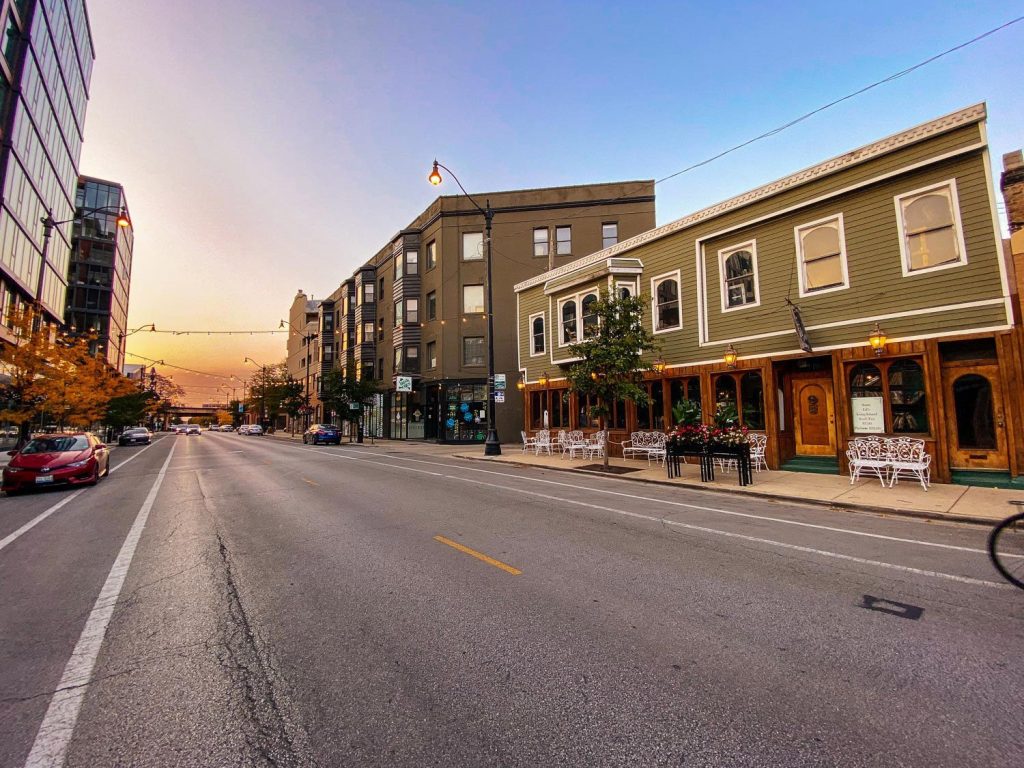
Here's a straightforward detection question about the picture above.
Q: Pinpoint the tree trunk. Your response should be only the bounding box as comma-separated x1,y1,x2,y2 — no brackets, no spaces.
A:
601,414,609,471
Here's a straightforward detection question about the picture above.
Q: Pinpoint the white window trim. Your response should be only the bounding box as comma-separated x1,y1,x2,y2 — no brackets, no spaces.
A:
533,227,549,258
795,213,850,298
718,240,761,314
557,296,579,348
650,269,682,335
614,278,637,298
894,179,968,278
529,311,546,357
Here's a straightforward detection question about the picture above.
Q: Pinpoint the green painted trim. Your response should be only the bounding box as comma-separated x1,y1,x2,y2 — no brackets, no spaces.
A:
950,469,1016,489
781,456,841,475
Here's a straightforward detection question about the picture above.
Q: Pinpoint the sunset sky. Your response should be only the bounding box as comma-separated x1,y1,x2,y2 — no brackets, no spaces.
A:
78,1,1024,404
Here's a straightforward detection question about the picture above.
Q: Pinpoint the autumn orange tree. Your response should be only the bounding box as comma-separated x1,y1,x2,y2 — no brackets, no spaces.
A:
0,305,137,440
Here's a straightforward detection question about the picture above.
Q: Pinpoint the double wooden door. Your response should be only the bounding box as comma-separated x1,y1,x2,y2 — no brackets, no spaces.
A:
792,375,836,456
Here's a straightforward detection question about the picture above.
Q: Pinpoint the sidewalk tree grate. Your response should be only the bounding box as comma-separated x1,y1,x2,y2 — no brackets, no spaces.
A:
578,464,643,475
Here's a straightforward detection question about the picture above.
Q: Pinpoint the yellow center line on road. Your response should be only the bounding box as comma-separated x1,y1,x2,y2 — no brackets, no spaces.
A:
302,477,319,487
433,535,522,576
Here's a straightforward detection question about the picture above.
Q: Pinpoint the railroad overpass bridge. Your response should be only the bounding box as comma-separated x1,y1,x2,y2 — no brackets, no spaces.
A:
165,404,226,421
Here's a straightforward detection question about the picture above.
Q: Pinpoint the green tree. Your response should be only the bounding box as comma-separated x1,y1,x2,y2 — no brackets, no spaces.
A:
105,389,156,430
319,369,378,442
566,290,659,470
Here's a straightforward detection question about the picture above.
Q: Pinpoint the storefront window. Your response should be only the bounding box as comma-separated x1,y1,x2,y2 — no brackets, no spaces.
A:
636,381,665,429
741,372,765,430
849,359,929,435
889,360,927,434
443,384,487,442
714,375,738,425
578,394,601,428
613,399,627,429
530,390,543,429
669,377,701,426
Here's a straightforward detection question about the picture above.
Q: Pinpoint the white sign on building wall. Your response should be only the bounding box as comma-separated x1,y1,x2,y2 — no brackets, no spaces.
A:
851,397,885,433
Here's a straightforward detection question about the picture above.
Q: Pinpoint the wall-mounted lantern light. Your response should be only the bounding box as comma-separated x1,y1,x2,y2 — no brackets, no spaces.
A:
538,371,549,387
652,357,667,375
868,323,887,356
723,344,738,369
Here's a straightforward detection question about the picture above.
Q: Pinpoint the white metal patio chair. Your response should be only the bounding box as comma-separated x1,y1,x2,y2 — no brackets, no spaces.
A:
521,430,537,454
887,436,931,491
846,436,890,486
534,429,553,455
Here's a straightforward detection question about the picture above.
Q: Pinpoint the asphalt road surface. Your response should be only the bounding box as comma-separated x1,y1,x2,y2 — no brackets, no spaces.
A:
1,432,1021,767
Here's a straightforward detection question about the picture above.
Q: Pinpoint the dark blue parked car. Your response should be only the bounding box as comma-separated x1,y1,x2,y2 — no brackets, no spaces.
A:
303,424,340,445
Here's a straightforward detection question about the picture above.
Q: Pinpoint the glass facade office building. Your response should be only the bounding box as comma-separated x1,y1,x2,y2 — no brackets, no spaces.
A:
0,0,94,333
65,176,132,369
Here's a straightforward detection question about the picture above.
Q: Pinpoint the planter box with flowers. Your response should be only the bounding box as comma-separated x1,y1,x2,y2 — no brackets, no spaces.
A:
667,423,753,485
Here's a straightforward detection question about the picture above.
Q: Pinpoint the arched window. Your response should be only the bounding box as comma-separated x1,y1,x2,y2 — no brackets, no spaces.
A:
531,315,545,355
798,218,847,293
850,363,883,398
899,184,962,272
722,246,757,308
889,360,927,434
714,375,738,425
581,293,599,337
560,300,577,345
952,374,995,448
741,372,765,430
849,360,929,435
653,276,680,331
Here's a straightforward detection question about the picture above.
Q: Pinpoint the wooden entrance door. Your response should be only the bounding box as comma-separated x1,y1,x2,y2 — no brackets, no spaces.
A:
792,376,836,456
942,365,1008,470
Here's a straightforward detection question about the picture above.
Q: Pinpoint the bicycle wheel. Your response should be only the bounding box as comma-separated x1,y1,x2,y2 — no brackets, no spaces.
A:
989,512,1024,590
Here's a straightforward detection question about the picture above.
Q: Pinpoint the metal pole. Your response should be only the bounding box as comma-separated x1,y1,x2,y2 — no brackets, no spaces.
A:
34,215,54,329
304,333,311,430
484,202,501,456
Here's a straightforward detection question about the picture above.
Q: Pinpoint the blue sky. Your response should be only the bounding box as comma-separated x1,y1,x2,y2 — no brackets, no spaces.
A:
80,0,1024,398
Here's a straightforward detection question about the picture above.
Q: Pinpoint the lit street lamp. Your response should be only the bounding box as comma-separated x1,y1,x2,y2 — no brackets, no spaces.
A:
117,323,156,367
280,318,319,431
428,160,501,456
244,357,268,427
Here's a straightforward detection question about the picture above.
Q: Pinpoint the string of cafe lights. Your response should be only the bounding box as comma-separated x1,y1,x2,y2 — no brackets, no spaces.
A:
126,352,239,381
133,328,285,336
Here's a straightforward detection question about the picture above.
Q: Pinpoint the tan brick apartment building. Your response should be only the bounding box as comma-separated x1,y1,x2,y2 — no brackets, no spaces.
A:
293,180,656,443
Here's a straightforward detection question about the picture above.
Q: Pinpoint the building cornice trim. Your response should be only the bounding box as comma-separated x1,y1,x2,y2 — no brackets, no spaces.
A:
515,102,987,293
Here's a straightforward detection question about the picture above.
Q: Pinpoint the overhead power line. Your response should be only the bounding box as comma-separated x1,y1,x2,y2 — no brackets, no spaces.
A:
126,352,238,381
655,15,1024,186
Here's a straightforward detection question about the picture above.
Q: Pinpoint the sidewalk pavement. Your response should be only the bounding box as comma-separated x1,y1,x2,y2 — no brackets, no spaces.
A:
263,431,1015,526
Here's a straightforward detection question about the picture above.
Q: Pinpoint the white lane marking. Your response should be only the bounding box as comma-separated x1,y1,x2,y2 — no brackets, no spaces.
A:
23,441,177,768
0,491,86,554
108,436,165,474
321,448,1007,557
285,445,1009,589
0,439,167,555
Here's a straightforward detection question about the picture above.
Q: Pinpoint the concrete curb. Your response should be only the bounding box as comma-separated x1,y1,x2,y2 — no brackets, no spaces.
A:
454,453,998,528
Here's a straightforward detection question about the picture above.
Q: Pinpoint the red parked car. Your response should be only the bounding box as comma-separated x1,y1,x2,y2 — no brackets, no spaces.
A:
2,433,110,495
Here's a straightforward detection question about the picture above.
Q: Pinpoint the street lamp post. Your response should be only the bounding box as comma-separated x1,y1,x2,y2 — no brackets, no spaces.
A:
38,205,130,328
280,319,319,431
117,323,156,368
428,160,501,456
244,357,268,428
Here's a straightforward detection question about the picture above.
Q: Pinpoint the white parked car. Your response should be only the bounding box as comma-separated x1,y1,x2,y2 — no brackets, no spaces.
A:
237,425,251,435
247,425,264,436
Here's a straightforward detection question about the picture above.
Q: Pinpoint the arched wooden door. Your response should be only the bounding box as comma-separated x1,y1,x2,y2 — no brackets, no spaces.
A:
792,376,836,456
942,366,1008,470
